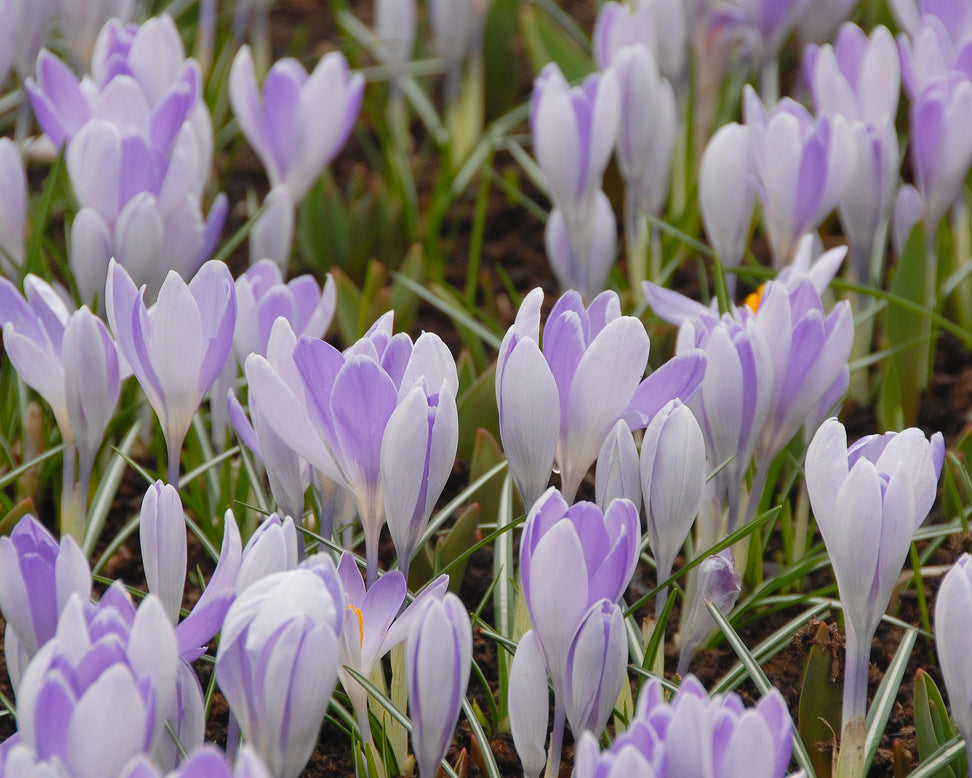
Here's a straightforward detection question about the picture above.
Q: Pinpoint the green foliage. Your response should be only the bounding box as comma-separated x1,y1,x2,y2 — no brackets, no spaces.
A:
914,669,967,778
798,622,842,778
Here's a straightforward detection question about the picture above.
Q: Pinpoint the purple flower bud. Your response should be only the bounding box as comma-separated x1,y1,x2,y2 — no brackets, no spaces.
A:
595,420,642,512
893,184,924,256
640,399,706,615
677,549,741,675
216,562,344,778
564,600,627,738
248,186,295,270
236,513,299,594
54,0,135,70
897,15,972,99
107,258,236,484
544,194,618,298
375,0,416,79
935,554,972,755
230,45,364,204
159,744,273,778
407,592,472,778
699,122,756,270
139,481,186,624
0,515,90,690
806,418,944,728
508,630,549,778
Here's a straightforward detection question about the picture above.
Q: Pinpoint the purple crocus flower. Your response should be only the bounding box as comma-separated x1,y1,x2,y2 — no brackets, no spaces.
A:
235,513,299,594
215,560,344,778
246,314,458,585
508,631,549,778
0,515,90,692
8,586,179,776
640,399,706,618
107,258,236,485
595,420,642,512
495,287,704,506
707,0,809,67
375,0,417,82
229,45,364,205
406,592,472,778
9,0,54,79
935,554,972,761
743,85,854,266
594,0,688,87
127,744,273,778
0,138,27,277
530,63,620,296
517,487,640,774
0,0,14,94
909,73,972,231
806,419,944,758
677,548,742,675
698,123,756,278
336,552,448,742
139,481,187,625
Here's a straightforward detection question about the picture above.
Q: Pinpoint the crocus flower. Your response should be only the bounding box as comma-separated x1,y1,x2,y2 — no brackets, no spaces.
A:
235,513,299,594
0,0,14,94
427,0,476,100
9,586,179,776
698,123,756,277
677,548,742,675
336,553,448,741
229,44,364,205
593,0,688,87
935,554,972,759
10,0,54,79
129,744,273,778
707,0,809,68
107,258,236,485
375,0,416,82
806,419,944,747
248,186,295,269
508,631,549,778
495,287,704,506
530,63,620,296
215,560,344,778
909,73,972,231
406,592,472,778
0,515,90,692
139,481,186,625
0,138,27,277
246,313,458,585
544,193,618,299
743,85,854,266
595,420,642,512
518,487,640,774
640,399,706,618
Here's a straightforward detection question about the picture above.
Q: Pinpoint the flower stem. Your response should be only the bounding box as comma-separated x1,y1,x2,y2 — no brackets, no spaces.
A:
543,695,566,778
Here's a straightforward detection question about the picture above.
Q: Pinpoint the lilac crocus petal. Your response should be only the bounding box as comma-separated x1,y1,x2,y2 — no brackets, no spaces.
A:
407,593,472,778
622,348,706,429
0,139,27,276
699,123,755,268
249,185,295,269
936,554,972,752
70,208,114,305
564,600,627,738
138,481,187,625
236,513,299,593
216,564,343,778
595,419,642,512
508,630,549,778
26,48,91,148
893,184,924,257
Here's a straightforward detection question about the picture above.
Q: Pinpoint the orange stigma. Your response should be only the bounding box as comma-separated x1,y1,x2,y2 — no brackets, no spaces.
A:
347,604,364,647
745,283,766,313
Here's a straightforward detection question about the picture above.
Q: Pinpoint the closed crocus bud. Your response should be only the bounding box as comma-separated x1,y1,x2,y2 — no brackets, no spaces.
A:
743,85,854,266
544,193,618,298
893,184,924,257
375,0,416,79
407,593,472,778
235,513,299,593
910,73,972,230
216,562,344,778
230,45,364,204
508,630,549,778
54,0,135,70
699,123,755,272
935,554,972,755
0,515,90,691
595,419,642,512
14,587,178,776
139,481,187,624
564,600,627,738
640,399,706,618
427,0,475,100
806,419,944,740
0,138,26,277
677,549,741,676
107,258,236,485
612,44,676,217
249,186,295,270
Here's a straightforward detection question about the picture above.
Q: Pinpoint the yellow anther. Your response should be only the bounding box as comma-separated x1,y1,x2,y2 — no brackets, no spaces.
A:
347,604,364,647
745,283,766,313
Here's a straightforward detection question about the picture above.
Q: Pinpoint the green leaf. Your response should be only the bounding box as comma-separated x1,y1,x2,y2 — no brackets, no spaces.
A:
864,628,918,769
518,4,594,81
914,669,963,778
798,622,842,778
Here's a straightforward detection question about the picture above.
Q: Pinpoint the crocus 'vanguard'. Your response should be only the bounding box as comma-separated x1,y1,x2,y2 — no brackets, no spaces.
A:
107,258,236,485
935,554,972,763
806,419,943,769
496,287,704,507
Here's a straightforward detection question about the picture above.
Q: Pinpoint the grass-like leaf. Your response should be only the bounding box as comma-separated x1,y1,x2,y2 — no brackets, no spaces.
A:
863,627,918,770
